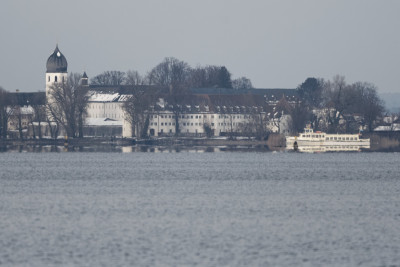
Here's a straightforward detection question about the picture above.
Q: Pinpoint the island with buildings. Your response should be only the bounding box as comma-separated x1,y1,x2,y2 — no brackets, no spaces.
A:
0,45,399,151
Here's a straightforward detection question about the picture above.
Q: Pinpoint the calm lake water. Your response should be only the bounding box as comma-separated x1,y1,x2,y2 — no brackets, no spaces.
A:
1,150,400,266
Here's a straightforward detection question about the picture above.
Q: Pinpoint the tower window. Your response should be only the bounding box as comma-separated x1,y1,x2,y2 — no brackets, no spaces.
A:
55,76,58,82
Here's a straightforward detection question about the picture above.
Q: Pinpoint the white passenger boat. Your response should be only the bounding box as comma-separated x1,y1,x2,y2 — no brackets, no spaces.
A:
286,128,370,152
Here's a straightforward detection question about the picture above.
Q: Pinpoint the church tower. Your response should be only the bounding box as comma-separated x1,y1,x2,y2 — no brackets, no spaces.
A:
81,71,89,86
45,45,68,102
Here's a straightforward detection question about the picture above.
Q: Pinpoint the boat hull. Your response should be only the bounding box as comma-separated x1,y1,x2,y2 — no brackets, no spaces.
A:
286,136,370,152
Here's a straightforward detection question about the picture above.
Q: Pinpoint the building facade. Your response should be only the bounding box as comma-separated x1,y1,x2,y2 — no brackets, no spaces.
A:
41,45,294,139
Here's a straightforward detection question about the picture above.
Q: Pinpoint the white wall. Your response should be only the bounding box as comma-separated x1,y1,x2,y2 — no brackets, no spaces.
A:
86,102,124,120
45,73,68,102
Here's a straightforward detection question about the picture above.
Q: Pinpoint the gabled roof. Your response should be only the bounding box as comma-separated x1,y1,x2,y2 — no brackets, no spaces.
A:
89,85,168,94
88,92,120,102
189,87,297,97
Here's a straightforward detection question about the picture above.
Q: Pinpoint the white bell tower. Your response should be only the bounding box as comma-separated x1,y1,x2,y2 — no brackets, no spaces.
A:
45,45,68,103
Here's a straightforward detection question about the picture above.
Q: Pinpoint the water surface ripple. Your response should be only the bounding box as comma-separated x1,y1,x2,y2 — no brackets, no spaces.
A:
1,152,399,266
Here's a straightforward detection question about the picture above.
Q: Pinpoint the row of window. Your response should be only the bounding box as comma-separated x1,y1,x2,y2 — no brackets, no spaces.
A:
90,104,120,109
47,75,65,83
150,122,247,128
151,114,253,120
158,129,201,134
302,134,325,138
326,136,358,141
151,122,205,127
9,121,28,126
154,115,208,119
93,114,122,119
218,122,243,126
183,122,202,126
301,134,358,141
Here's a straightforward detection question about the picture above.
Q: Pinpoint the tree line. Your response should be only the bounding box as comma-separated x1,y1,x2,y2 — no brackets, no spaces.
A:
90,57,253,90
276,75,386,134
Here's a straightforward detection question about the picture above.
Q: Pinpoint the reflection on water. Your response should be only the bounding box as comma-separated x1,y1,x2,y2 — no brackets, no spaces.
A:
2,143,398,153
290,144,369,153
0,144,272,153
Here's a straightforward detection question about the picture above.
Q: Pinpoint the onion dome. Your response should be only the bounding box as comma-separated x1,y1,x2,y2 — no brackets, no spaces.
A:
46,45,68,73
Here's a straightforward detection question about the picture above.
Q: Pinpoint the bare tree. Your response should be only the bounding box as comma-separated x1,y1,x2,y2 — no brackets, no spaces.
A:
125,70,144,86
0,87,14,139
232,77,253,89
90,71,126,86
253,112,269,140
188,65,233,88
147,57,191,89
123,88,157,138
203,122,214,137
9,106,24,139
45,102,60,139
237,112,268,140
288,101,312,134
323,75,353,133
321,76,384,133
239,118,256,139
29,93,46,139
166,93,188,136
188,67,208,88
48,73,89,138
352,82,385,132
147,57,192,135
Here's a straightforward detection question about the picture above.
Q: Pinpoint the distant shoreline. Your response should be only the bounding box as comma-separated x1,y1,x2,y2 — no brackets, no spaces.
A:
1,133,399,152
0,136,276,147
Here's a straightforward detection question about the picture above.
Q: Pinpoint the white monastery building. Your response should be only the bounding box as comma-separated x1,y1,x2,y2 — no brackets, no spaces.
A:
44,45,294,138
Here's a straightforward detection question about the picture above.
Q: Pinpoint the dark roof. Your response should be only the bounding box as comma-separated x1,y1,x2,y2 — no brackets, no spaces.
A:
152,94,271,113
6,92,46,106
89,85,169,94
88,85,298,98
46,45,68,73
82,71,88,79
189,87,298,97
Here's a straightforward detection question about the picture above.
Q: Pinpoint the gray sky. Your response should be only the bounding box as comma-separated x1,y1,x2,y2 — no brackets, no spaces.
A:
1,0,399,93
